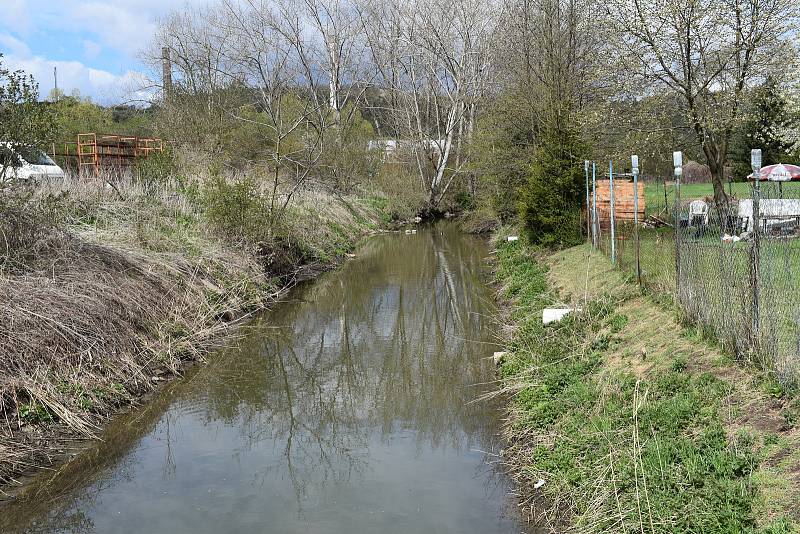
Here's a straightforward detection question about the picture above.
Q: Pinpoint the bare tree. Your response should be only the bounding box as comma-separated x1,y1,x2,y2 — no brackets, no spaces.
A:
154,1,335,228
494,0,609,139
221,0,332,227
296,0,366,130
610,0,798,207
150,6,244,157
358,0,495,206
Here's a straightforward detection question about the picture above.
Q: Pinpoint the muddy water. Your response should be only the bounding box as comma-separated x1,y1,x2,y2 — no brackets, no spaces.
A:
1,223,525,534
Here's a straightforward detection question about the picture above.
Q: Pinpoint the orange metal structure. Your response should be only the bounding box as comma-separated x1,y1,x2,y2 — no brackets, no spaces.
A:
50,133,164,177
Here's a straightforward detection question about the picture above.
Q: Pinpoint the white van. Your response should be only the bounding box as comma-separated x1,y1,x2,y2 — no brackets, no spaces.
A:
0,143,65,182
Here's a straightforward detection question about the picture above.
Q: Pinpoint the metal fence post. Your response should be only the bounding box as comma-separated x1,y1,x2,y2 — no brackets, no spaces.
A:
592,161,598,249
609,160,616,264
632,155,641,286
585,160,590,241
750,149,762,349
673,151,683,302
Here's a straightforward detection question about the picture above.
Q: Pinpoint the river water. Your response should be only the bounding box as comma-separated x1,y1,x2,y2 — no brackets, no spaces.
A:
1,223,526,533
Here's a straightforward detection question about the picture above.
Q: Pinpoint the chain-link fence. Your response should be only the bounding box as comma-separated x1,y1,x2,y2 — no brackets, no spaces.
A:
588,168,800,383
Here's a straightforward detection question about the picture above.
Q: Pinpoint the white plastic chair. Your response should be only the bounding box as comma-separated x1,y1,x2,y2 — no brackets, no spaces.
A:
688,200,709,227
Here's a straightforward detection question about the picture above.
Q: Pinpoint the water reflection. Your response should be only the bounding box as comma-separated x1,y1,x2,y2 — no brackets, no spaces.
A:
1,223,523,534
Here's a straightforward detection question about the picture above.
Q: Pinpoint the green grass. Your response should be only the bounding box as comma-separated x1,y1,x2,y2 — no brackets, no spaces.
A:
495,239,795,533
602,222,800,380
644,182,800,215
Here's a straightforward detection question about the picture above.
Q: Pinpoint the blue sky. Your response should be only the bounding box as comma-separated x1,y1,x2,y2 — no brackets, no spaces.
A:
0,0,205,105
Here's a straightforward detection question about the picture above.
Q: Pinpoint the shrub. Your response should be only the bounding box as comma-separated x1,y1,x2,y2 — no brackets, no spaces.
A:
368,164,426,222
519,125,587,247
0,181,67,269
201,175,272,246
133,149,179,193
469,89,539,224
315,108,380,192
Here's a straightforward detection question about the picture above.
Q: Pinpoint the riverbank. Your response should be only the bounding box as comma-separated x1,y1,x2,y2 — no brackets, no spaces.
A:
0,176,403,495
493,234,800,532
0,222,523,534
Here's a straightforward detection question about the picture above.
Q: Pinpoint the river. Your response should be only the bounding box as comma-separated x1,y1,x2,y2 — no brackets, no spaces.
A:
1,222,526,534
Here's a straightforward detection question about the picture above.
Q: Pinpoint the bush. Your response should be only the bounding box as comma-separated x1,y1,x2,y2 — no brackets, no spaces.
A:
519,125,587,247
315,108,380,192
368,164,427,222
469,89,538,223
201,176,272,246
133,149,179,193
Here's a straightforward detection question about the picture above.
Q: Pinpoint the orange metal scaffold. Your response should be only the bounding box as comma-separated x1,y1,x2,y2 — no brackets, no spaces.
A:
51,133,165,177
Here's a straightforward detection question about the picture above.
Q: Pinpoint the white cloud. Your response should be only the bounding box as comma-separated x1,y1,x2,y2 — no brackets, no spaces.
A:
0,0,212,102
82,40,102,60
1,1,210,58
2,0,30,35
2,44,153,105
24,1,208,56
0,33,31,58
67,2,157,55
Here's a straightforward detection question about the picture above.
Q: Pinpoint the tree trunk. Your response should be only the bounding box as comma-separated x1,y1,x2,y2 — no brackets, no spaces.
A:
694,118,730,217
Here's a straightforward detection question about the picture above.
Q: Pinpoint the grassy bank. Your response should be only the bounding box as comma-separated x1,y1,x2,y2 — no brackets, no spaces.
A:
0,175,398,493
493,236,800,533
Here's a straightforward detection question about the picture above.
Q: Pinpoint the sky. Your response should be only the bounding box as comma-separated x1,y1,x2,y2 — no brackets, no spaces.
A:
0,0,205,105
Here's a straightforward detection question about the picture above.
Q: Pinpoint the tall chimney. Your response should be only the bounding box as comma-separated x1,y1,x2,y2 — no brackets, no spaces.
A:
162,47,173,102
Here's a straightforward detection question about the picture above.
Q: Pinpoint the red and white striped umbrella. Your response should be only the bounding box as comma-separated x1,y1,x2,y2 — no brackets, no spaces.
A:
748,163,800,182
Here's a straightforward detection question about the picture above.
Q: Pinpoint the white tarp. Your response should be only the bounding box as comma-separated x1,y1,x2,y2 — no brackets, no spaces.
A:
367,139,446,155
738,199,800,232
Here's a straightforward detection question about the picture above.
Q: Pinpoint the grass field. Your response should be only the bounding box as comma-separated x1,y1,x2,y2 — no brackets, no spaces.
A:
644,182,800,215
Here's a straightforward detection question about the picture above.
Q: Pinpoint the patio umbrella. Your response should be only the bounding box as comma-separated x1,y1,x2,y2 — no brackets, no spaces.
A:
747,163,800,182
747,163,800,198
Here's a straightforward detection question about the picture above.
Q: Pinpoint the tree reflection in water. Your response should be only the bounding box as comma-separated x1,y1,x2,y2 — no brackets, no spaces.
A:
196,224,503,506
1,223,521,534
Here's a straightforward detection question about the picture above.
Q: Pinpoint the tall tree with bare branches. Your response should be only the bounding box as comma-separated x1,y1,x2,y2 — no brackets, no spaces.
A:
358,0,495,206
609,0,798,208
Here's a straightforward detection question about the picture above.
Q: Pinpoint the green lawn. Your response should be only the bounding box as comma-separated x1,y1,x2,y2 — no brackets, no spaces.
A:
644,182,800,215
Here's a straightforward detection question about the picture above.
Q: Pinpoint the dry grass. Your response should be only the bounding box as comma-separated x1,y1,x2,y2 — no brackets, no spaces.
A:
546,245,635,303
0,171,386,491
